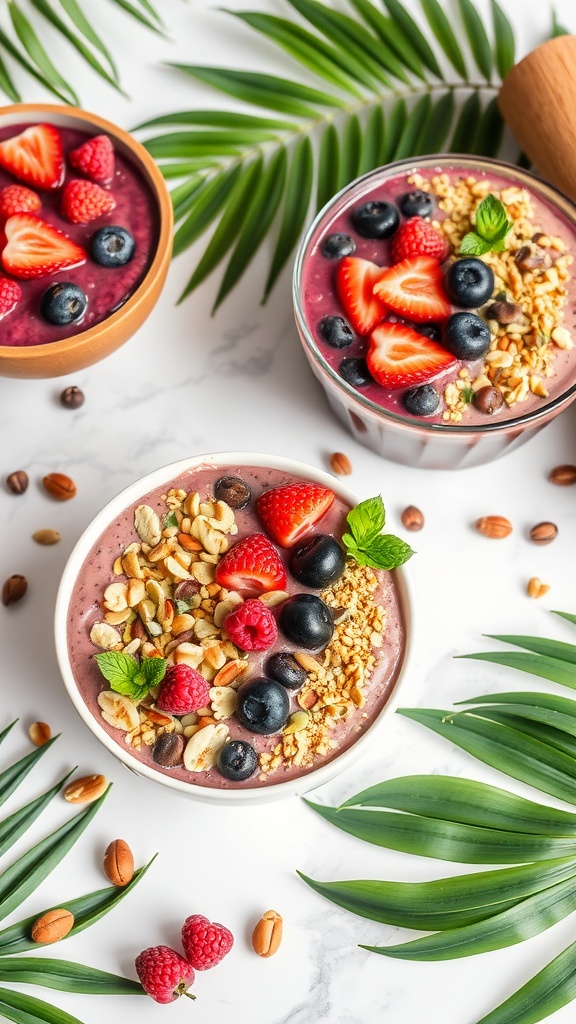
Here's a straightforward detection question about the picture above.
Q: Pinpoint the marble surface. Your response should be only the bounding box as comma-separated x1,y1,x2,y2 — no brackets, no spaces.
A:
1,1,576,1021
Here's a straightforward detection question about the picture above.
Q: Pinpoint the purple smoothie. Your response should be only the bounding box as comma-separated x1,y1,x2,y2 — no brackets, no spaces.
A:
65,463,406,791
0,123,159,347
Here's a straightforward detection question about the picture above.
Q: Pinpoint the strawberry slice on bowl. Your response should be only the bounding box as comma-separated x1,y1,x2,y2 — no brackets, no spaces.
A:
367,321,457,389
215,533,287,595
257,482,335,548
336,256,387,335
373,255,451,323
1,213,86,279
0,124,64,190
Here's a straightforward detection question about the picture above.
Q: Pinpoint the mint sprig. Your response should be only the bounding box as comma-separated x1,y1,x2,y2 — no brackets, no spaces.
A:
459,193,512,256
94,652,167,702
342,496,413,571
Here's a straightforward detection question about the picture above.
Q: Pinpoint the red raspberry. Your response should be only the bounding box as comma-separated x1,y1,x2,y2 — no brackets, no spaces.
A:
0,276,22,320
181,914,234,970
156,664,210,715
68,134,115,184
135,945,195,1004
391,217,449,264
224,598,277,651
61,178,116,224
0,184,41,219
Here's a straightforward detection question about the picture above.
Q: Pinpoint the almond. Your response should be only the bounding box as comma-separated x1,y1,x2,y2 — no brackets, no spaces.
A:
31,908,74,944
529,522,558,545
29,721,51,746
103,839,134,887
43,472,77,501
474,515,513,539
329,452,353,475
63,773,108,804
527,577,550,599
32,528,61,545
2,574,27,606
549,464,576,486
252,910,283,957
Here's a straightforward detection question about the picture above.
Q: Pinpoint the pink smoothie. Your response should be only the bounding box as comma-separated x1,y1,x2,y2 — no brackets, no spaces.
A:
0,124,159,347
65,463,406,791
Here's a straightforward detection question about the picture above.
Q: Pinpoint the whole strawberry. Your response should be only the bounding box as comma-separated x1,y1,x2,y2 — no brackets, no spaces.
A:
69,134,114,185
135,945,195,1003
156,663,210,715
0,184,41,219
182,914,234,970
391,217,449,264
62,178,116,224
0,276,22,320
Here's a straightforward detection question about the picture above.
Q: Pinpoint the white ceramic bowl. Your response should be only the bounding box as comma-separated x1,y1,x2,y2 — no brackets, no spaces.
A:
55,452,413,804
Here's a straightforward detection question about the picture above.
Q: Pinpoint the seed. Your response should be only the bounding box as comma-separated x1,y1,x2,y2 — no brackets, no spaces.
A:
43,472,77,501
401,505,424,531
484,301,522,325
103,839,134,887
60,385,85,409
6,469,28,494
549,464,576,486
252,910,283,957
529,522,558,545
473,386,504,415
29,722,51,746
63,773,108,803
329,452,353,475
2,574,27,606
33,528,61,545
527,577,550,599
474,515,513,539
31,908,74,944
152,732,184,766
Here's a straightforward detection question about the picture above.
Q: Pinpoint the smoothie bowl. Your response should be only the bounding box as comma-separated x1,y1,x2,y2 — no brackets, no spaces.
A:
0,103,173,378
55,453,412,804
294,155,576,470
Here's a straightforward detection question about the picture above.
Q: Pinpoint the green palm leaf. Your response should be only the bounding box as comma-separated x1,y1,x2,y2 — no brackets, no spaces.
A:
458,0,492,79
0,988,85,1024
264,134,314,300
420,0,467,77
382,0,443,78
474,936,576,1024
348,0,426,81
0,959,142,995
491,0,515,78
0,772,74,859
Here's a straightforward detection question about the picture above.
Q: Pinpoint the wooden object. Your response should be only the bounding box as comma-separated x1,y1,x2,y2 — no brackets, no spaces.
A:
499,35,576,203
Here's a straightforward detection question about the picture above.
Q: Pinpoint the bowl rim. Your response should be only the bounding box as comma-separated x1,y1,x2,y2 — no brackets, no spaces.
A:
0,102,173,362
293,153,576,435
54,451,414,804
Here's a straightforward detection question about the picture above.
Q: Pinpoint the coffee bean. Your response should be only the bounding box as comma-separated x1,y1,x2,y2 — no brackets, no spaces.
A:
60,386,85,409
6,470,28,495
152,732,184,767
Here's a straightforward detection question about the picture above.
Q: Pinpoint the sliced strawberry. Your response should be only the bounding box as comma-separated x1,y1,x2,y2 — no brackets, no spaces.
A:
62,179,116,225
257,483,335,548
367,321,457,389
336,256,387,335
215,533,287,595
68,134,114,185
0,124,64,190
373,255,452,323
1,214,86,280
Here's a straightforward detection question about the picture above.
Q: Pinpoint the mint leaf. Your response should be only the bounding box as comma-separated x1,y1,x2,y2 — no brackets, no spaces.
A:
360,535,414,570
459,232,492,256
475,193,511,243
140,657,167,689
94,651,139,689
164,511,178,528
461,385,474,405
346,496,385,547
342,495,414,571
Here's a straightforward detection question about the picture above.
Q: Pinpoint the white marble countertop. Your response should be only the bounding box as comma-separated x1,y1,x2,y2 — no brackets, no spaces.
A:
1,1,576,1021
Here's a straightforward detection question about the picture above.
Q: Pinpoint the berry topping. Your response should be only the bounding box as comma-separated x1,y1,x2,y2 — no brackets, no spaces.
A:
266,652,308,690
0,124,64,190
1,214,86,280
257,482,335,548
68,134,114,185
445,257,495,307
289,534,346,589
214,475,252,509
336,255,388,336
62,179,116,225
373,255,452,323
473,384,504,415
399,189,435,219
321,232,356,259
0,184,41,219
390,217,449,264
319,315,354,348
0,277,22,320
224,598,278,651
352,200,400,239
135,946,195,1004
40,282,87,326
215,533,286,595
236,677,290,734
403,383,441,417
91,225,135,267
279,593,334,650
339,356,372,387
367,321,456,389
217,739,258,782
156,663,210,715
442,311,491,360
182,914,234,970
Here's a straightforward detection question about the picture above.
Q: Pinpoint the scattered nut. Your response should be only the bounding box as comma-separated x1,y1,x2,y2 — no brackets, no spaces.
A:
60,385,85,409
63,774,108,804
474,515,513,539
6,469,28,494
183,722,229,772
214,476,252,509
329,452,352,475
152,732,185,767
98,690,140,731
43,472,77,501
103,839,134,887
33,528,61,545
29,721,51,746
31,908,74,944
529,522,558,545
473,386,504,415
527,577,550,599
400,506,424,531
484,300,522,324
2,574,27,606
252,910,283,958
549,465,576,486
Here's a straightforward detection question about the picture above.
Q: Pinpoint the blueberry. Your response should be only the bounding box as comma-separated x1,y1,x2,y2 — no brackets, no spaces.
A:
399,189,434,219
339,357,372,387
236,678,290,735
214,475,251,509
319,316,354,348
91,225,135,267
402,384,440,417
289,534,345,589
40,282,87,326
445,258,495,308
266,652,308,690
417,323,441,343
279,593,334,650
352,201,400,239
217,739,258,781
442,311,491,360
321,233,356,259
